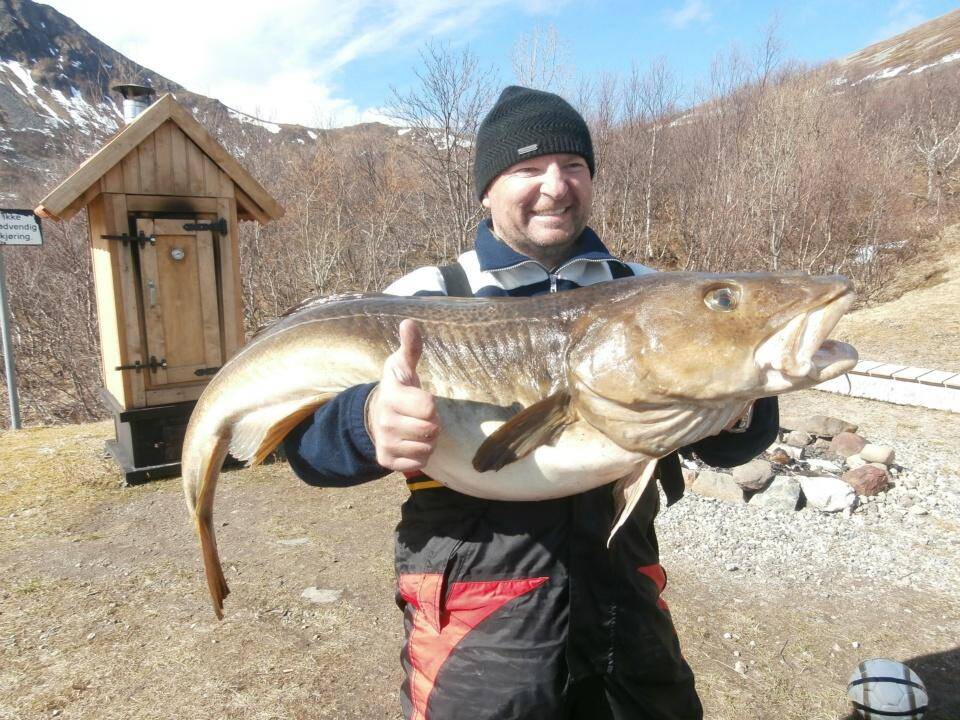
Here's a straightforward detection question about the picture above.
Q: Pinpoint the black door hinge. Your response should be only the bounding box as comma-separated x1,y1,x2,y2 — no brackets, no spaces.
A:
194,366,221,377
115,356,167,374
101,231,156,248
183,218,228,235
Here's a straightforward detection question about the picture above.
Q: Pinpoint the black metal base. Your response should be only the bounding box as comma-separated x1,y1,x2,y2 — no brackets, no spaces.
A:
103,437,184,484
98,387,249,485
98,388,197,485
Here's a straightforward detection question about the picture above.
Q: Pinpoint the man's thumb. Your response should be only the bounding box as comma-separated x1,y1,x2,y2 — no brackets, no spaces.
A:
391,319,423,387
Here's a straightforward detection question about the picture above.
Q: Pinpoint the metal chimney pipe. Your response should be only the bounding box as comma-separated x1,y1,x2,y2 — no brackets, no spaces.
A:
111,83,155,124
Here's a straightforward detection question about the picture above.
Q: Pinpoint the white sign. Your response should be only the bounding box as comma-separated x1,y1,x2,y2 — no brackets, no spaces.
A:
0,210,43,246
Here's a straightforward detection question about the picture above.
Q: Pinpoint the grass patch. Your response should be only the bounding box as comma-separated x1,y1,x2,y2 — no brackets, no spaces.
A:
0,421,119,517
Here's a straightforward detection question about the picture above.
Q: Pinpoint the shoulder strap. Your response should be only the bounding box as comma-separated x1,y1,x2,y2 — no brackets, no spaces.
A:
438,261,473,298
609,260,635,279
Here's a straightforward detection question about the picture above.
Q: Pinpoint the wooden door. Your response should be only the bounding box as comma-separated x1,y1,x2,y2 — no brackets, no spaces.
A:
136,217,222,397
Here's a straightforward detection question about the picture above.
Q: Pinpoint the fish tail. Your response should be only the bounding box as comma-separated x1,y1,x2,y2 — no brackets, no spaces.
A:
197,505,230,619
186,432,231,619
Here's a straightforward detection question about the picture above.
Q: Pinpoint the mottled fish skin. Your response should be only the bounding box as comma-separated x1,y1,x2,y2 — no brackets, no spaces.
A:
182,272,859,618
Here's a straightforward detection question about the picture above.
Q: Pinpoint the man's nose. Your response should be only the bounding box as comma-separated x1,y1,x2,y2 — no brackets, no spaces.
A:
541,164,568,198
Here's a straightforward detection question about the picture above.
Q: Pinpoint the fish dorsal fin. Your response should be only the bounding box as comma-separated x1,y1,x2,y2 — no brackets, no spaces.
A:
229,395,334,466
472,391,573,472
608,458,659,547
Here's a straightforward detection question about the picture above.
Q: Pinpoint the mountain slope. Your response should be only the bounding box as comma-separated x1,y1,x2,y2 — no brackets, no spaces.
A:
836,8,960,83
834,224,960,373
0,0,374,205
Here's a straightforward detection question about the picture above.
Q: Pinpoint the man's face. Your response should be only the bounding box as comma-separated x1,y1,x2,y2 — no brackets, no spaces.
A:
482,152,593,268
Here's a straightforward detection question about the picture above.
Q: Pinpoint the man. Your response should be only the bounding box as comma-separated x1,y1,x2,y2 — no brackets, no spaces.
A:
284,86,778,720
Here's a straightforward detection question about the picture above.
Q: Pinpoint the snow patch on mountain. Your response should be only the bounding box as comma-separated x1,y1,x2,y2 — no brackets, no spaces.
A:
227,108,281,134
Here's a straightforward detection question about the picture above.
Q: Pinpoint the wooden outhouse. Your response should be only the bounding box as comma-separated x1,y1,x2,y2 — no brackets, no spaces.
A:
35,92,283,482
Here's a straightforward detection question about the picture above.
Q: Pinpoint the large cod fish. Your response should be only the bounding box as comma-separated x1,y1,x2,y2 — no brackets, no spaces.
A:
183,272,858,618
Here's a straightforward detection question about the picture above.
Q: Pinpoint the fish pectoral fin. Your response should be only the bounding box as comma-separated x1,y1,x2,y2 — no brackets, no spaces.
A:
230,394,335,467
607,458,659,548
472,391,574,472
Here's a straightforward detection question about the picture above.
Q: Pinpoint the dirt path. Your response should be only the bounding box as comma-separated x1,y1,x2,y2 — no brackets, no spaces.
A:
1,412,957,720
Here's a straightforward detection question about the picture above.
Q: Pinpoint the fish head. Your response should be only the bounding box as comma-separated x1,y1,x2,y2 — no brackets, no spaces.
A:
569,272,859,405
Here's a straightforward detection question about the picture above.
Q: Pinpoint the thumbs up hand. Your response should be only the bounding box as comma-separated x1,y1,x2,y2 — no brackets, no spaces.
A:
366,319,441,472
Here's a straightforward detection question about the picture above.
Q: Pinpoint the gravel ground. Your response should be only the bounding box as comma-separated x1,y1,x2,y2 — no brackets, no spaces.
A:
658,390,960,597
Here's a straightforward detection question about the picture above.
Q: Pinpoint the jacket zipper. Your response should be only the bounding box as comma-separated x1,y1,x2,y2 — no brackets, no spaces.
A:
493,257,621,292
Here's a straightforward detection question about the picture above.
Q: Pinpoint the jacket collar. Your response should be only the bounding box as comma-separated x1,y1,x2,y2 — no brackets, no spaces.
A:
475,219,615,272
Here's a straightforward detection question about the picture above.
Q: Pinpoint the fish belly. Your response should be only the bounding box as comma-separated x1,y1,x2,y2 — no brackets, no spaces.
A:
422,397,649,500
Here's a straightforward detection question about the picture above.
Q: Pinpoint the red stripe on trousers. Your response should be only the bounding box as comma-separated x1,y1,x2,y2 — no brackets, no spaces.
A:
397,573,548,720
637,562,670,611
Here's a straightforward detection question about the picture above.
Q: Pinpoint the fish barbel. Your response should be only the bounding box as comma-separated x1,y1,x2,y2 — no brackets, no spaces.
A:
182,272,858,618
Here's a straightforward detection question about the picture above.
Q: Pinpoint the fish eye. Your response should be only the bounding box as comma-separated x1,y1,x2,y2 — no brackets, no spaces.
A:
704,285,740,312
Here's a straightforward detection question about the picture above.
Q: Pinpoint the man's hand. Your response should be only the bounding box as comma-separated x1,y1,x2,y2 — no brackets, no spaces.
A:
366,319,441,472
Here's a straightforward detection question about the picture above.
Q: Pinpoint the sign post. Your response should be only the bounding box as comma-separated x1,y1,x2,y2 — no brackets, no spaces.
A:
0,209,44,429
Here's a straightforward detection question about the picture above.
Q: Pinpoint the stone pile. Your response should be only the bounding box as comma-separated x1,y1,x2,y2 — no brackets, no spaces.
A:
685,414,900,515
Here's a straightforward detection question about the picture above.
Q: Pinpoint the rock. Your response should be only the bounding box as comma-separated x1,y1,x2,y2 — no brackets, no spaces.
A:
691,471,745,503
785,430,814,447
798,476,857,512
860,444,895,465
842,466,890,496
277,537,310,547
907,506,928,516
812,438,832,452
749,475,801,511
768,448,792,465
770,443,804,460
732,459,775,491
829,432,867,458
805,458,842,473
734,661,746,674
301,587,343,605
681,467,697,489
795,415,858,438
845,454,867,470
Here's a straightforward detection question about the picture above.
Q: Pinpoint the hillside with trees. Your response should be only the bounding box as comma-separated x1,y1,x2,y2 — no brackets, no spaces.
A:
1,8,959,425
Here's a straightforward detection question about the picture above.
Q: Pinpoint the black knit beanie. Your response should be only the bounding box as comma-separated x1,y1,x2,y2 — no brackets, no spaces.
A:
473,85,594,200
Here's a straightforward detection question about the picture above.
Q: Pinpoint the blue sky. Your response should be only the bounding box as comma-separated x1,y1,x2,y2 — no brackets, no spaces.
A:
43,0,960,127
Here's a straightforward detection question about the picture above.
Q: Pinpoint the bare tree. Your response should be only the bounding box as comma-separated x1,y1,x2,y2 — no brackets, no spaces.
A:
912,77,960,213
510,24,574,95
387,42,497,259
636,60,681,260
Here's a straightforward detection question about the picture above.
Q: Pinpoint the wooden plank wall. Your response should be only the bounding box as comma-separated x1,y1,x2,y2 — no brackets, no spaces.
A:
87,193,146,409
217,198,245,359
99,121,235,199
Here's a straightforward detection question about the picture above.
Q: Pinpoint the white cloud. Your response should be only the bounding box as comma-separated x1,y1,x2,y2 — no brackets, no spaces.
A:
42,0,539,127
665,0,712,29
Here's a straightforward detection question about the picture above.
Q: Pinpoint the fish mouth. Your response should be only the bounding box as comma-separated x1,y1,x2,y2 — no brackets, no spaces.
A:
755,283,859,392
